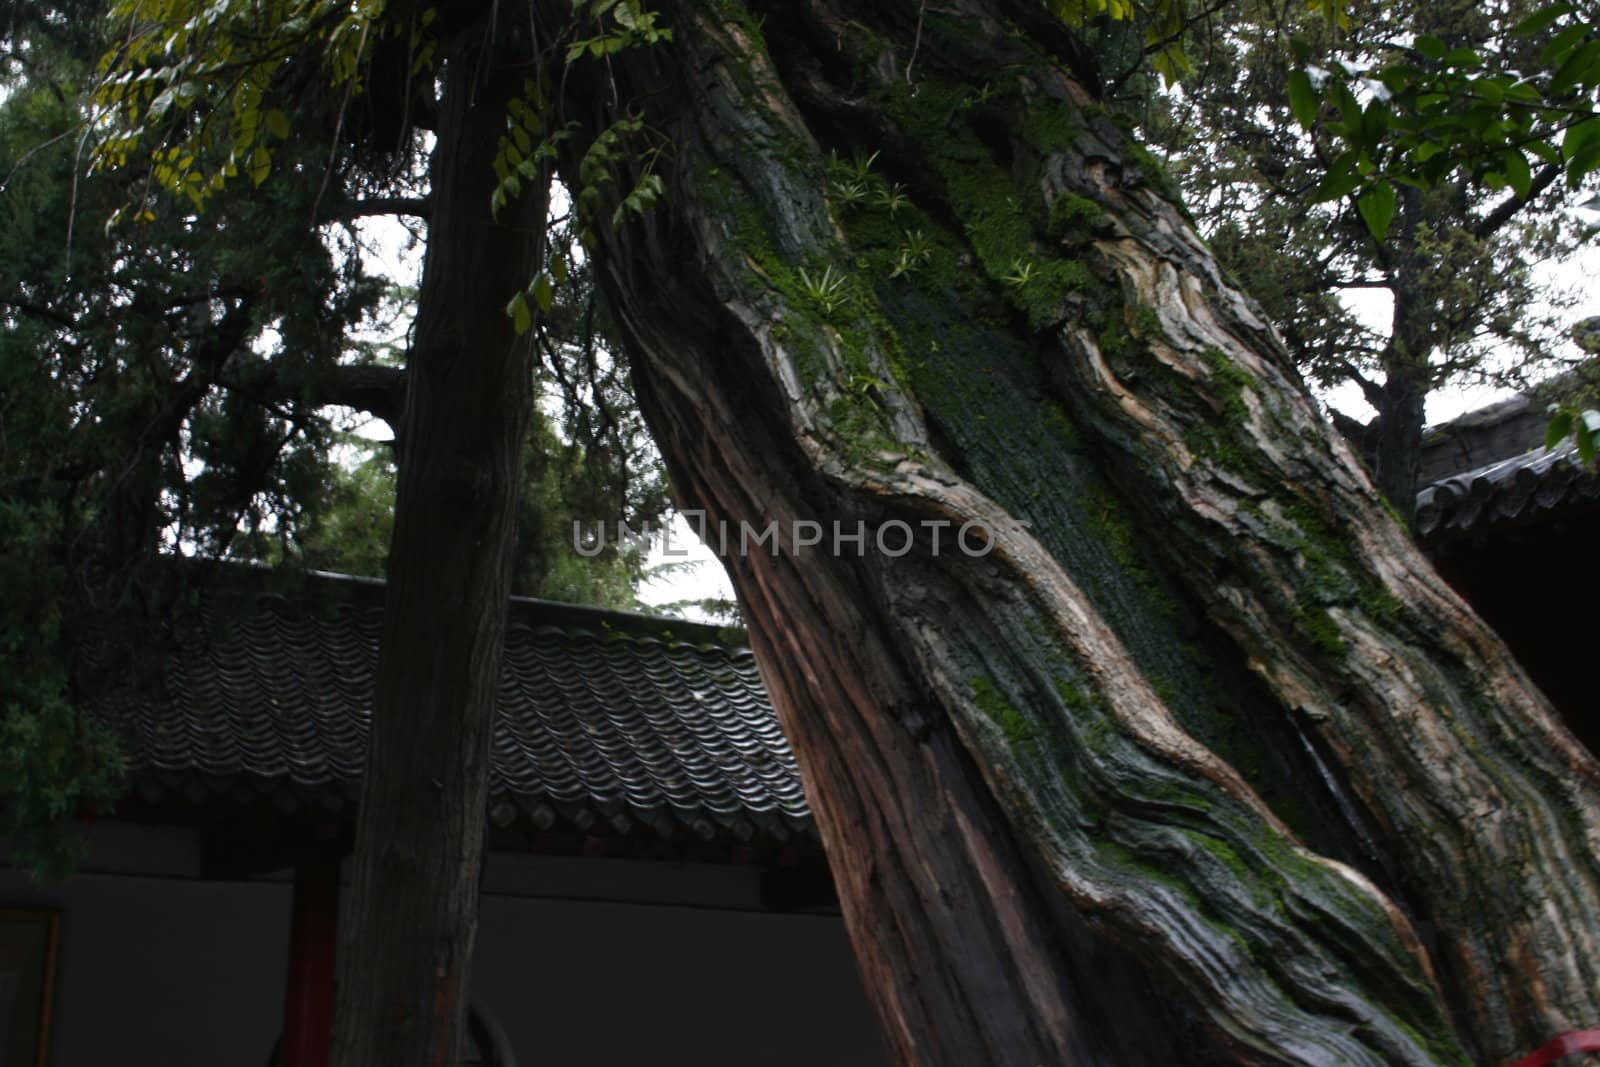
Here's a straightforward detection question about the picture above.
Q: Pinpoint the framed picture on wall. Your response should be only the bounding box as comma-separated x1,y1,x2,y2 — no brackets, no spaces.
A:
0,910,59,1067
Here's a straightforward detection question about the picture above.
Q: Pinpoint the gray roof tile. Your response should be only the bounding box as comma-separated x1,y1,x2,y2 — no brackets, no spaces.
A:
89,574,813,846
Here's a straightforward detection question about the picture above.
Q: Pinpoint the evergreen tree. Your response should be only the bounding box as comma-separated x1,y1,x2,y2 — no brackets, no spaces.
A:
1,8,384,872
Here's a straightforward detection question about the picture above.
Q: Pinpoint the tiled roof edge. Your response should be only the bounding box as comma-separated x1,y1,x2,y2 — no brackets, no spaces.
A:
1415,441,1600,537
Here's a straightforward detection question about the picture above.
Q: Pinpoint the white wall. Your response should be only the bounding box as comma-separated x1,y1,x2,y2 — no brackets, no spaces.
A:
0,867,292,1065
0,825,885,1067
471,893,880,1066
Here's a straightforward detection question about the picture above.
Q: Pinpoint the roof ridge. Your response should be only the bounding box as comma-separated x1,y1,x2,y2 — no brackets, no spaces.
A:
158,558,747,648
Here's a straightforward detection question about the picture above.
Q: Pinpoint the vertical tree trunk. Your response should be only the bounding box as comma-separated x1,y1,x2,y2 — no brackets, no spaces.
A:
1372,187,1433,524
551,1,1600,1063
1370,369,1426,525
331,15,545,1066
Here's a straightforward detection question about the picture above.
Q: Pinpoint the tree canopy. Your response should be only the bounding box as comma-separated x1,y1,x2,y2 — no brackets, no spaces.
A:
0,0,670,874
1136,0,1599,514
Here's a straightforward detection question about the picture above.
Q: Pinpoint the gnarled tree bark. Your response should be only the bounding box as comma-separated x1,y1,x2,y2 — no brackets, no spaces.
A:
547,1,1600,1063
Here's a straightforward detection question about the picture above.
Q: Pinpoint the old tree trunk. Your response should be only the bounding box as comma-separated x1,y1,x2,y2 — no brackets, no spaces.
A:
541,1,1600,1064
331,10,546,1066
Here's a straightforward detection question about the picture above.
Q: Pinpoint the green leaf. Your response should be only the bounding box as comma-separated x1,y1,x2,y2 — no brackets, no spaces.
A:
1332,82,1361,124
1356,182,1397,242
1542,23,1590,66
506,291,531,334
1546,409,1573,450
1569,141,1600,185
1414,91,1451,114
531,271,554,313
1151,45,1193,86
1473,76,1506,105
1562,116,1600,156
1288,70,1318,129
1528,140,1563,165
1563,117,1600,183
1377,64,1422,94
1512,3,1574,36
263,109,291,140
1314,153,1363,201
1359,100,1391,147
249,145,271,186
1414,35,1446,60
1501,148,1532,199
1552,39,1600,94
1503,79,1544,104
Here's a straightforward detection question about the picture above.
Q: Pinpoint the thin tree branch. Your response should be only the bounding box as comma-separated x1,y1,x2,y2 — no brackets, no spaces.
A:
219,357,409,431
0,296,76,330
1473,163,1561,239
323,195,432,222
1327,357,1389,411
1106,0,1235,98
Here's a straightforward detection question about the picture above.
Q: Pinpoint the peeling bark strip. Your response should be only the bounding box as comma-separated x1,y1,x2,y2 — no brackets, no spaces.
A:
551,1,1600,1063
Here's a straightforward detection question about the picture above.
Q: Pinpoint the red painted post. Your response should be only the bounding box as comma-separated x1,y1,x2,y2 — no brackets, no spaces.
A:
1506,1029,1600,1067
280,837,341,1067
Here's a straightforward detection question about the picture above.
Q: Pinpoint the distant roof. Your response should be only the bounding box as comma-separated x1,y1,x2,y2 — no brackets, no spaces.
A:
1414,388,1600,538
1415,441,1600,538
88,569,813,849
1415,391,1554,487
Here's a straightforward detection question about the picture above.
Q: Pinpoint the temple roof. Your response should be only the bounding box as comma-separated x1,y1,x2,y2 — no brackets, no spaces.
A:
89,569,813,850
1415,441,1600,538
1414,388,1600,538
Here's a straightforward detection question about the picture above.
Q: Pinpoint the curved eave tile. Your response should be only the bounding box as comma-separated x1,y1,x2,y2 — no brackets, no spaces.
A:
1416,444,1600,538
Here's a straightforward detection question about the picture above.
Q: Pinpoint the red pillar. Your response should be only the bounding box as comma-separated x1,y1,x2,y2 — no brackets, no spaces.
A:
280,837,341,1067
